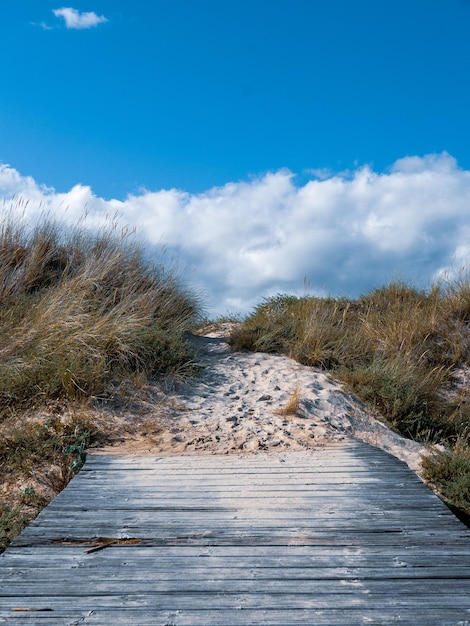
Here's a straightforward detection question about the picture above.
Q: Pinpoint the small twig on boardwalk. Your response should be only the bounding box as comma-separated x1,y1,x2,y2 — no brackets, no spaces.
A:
53,537,142,553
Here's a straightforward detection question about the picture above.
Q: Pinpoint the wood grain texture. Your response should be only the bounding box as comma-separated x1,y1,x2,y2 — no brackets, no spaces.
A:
1,441,470,625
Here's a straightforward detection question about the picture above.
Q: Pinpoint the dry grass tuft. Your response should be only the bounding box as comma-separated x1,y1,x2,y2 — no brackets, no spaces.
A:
274,387,301,417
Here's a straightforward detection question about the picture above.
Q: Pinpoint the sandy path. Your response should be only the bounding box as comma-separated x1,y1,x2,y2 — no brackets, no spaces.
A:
106,328,427,476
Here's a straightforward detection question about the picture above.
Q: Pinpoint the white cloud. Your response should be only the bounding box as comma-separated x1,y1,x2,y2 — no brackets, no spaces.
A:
53,7,108,29
1,153,470,316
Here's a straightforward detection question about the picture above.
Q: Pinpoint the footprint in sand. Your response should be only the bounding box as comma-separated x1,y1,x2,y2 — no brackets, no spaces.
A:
154,328,427,476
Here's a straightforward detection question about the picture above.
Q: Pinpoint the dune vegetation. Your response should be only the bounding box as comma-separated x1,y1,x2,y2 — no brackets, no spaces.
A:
2,206,469,551
229,283,470,520
0,209,201,550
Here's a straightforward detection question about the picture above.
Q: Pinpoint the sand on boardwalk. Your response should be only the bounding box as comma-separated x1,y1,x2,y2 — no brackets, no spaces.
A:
96,325,428,477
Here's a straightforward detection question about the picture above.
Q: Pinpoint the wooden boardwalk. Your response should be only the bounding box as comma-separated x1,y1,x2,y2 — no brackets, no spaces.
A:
1,441,470,625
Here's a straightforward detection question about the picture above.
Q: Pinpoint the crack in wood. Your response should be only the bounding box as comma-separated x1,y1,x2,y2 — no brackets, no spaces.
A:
10,607,53,612
52,538,143,553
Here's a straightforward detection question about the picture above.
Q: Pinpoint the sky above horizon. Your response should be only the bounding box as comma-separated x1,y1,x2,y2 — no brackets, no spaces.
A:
1,1,470,315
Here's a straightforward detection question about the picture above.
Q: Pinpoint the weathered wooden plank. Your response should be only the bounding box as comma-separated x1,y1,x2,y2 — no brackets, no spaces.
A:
3,590,470,610
14,522,465,541
20,506,462,523
36,498,449,515
58,457,408,467
56,511,456,524
5,543,470,564
4,564,470,583
2,608,470,626
11,531,470,552
4,580,470,599
4,551,470,568
1,443,470,625
79,466,409,475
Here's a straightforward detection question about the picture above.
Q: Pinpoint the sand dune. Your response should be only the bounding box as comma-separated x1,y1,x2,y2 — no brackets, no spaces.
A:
102,326,427,478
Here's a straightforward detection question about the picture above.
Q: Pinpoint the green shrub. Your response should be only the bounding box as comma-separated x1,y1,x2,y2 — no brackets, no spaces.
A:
422,442,470,517
0,412,107,551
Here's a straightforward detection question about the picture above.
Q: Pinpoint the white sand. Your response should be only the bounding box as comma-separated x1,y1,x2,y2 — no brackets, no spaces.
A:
115,327,428,477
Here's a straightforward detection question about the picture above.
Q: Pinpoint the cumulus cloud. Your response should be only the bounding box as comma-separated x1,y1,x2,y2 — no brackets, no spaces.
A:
53,7,108,29
1,153,470,315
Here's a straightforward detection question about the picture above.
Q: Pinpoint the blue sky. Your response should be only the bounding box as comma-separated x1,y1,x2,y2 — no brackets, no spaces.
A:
1,1,470,314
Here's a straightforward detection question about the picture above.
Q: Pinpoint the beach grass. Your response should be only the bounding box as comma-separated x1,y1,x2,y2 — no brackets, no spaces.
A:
0,209,201,550
230,280,470,517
